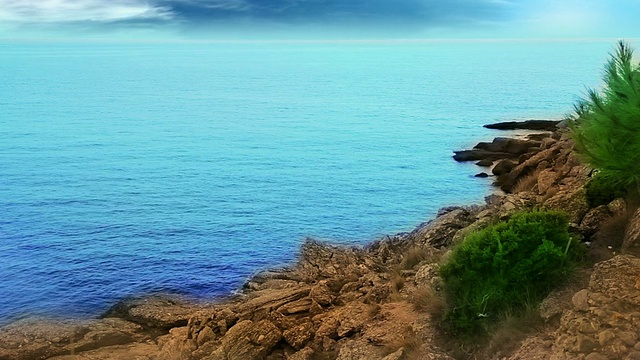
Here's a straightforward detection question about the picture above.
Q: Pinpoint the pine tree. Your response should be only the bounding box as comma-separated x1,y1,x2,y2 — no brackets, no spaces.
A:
571,41,640,195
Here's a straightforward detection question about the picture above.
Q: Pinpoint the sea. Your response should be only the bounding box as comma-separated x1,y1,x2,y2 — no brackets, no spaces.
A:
0,39,617,325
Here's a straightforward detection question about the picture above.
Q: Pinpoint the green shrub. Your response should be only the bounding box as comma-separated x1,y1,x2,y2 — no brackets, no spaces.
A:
585,172,628,207
570,41,640,196
439,210,584,336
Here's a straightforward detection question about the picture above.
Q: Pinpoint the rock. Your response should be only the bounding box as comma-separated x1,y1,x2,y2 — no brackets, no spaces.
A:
537,169,557,194
586,353,609,360
0,318,149,360
309,282,334,306
278,298,313,315
101,296,197,329
618,331,638,346
544,187,589,224
408,208,474,248
233,287,311,321
336,302,370,338
475,172,489,178
484,120,560,131
474,137,540,155
498,146,561,193
597,329,616,346
335,339,382,360
576,334,597,353
287,346,314,360
572,290,590,312
492,159,517,176
608,198,627,215
219,320,282,360
453,149,512,162
627,352,640,360
196,326,215,347
382,347,405,360
315,316,340,339
580,206,611,237
157,326,197,359
476,159,494,167
283,322,314,350
540,289,573,321
589,255,640,306
414,263,440,288
623,208,640,251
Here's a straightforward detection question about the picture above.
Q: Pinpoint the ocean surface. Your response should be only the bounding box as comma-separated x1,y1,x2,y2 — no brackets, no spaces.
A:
0,39,614,325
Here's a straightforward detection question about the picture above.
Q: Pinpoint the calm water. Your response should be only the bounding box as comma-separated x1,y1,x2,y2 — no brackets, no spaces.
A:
0,40,612,324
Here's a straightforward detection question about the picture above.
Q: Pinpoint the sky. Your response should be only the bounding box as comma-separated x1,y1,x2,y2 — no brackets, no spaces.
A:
0,0,639,40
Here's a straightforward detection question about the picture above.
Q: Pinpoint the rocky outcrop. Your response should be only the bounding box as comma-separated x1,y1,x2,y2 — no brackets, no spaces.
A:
2,121,638,360
484,120,561,131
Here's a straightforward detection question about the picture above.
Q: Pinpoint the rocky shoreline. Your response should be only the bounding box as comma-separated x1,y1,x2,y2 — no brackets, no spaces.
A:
2,121,640,360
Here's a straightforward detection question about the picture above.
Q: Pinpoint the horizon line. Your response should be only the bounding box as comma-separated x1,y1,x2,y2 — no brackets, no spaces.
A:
0,37,637,45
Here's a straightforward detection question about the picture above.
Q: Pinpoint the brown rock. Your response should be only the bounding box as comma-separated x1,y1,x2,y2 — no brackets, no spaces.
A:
576,334,597,353
572,289,590,312
492,159,517,176
589,255,640,306
408,208,474,248
627,352,640,360
537,169,557,194
220,320,282,360
287,346,314,360
278,298,313,315
381,347,405,360
283,322,314,350
544,187,589,224
101,296,197,329
234,287,311,321
597,330,616,346
336,302,370,338
586,353,609,360
310,282,334,306
580,206,611,237
316,317,340,339
618,331,638,347
196,326,215,347
476,159,494,167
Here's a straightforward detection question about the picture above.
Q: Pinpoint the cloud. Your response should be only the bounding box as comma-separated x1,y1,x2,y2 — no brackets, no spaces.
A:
0,0,173,23
161,0,514,25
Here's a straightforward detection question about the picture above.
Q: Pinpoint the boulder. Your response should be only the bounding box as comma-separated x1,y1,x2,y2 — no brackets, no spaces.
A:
537,169,558,194
580,206,611,238
283,322,314,350
101,296,197,329
408,208,475,248
218,320,282,360
492,159,517,176
543,187,589,224
476,159,494,167
309,282,334,306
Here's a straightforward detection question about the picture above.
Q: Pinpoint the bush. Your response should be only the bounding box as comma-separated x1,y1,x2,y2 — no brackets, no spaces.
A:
585,172,627,207
570,41,640,196
439,210,584,335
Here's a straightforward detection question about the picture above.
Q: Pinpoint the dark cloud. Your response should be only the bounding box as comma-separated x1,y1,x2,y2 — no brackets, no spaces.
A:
159,0,514,26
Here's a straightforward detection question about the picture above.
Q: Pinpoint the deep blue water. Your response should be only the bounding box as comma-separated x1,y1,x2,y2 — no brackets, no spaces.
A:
0,40,613,324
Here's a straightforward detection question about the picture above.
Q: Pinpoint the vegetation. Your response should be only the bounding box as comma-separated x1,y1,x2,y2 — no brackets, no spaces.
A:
439,210,584,336
570,41,640,197
585,171,628,207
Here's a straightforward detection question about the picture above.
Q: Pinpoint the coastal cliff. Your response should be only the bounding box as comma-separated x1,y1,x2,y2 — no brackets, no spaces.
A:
2,123,640,360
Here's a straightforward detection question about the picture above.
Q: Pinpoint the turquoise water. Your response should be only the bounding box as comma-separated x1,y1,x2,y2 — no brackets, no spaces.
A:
0,40,611,324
